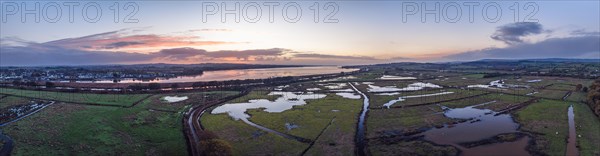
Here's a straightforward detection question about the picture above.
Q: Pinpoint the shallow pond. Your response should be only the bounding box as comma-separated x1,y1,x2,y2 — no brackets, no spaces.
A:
336,93,362,99
468,80,529,90
382,92,454,108
162,96,189,103
375,92,401,96
526,79,542,83
420,101,529,155
320,83,348,89
378,75,417,80
367,82,442,92
211,92,326,120
306,88,322,91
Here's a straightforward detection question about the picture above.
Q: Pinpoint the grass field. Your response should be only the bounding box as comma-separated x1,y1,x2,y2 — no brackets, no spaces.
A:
515,99,569,156
0,88,149,107
249,94,362,155
366,105,450,139
566,92,588,103
441,93,533,111
0,96,31,109
366,89,446,108
201,113,309,155
368,140,459,156
532,89,569,100
380,89,488,108
202,92,362,155
2,96,188,155
147,91,238,112
572,103,600,156
248,94,361,139
226,91,280,103
546,84,576,91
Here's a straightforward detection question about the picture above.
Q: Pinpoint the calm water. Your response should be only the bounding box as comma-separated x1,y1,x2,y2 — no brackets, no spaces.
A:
211,91,327,120
350,82,369,156
72,66,357,83
566,104,578,156
421,102,530,156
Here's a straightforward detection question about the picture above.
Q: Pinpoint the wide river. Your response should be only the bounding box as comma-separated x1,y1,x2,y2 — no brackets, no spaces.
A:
74,66,357,83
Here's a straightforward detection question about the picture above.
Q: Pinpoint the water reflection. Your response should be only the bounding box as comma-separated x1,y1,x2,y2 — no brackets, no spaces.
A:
63,66,357,83
566,104,578,156
211,92,326,120
367,82,442,92
382,92,454,108
419,102,529,155
336,93,361,99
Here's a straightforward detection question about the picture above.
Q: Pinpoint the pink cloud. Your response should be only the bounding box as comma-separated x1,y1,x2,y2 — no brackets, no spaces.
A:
43,29,234,52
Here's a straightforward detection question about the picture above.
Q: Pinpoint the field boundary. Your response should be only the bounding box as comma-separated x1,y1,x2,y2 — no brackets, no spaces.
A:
0,93,154,108
378,92,492,109
301,117,337,156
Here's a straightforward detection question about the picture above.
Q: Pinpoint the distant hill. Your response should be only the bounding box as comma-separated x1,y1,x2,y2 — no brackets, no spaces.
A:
475,58,600,63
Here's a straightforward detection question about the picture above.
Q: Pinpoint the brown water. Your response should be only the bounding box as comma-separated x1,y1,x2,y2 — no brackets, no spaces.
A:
566,104,578,156
421,102,530,156
461,137,531,156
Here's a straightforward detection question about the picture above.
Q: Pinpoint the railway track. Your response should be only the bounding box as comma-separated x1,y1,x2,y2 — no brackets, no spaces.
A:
183,90,249,156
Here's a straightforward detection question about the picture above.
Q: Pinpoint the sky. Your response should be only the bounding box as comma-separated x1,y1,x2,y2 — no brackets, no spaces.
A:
0,0,599,66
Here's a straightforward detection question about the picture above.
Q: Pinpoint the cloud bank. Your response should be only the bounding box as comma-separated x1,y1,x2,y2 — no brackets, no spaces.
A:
0,29,384,66
447,36,599,61
490,22,544,45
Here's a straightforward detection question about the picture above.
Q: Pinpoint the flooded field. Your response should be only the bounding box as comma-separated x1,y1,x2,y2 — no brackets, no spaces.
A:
211,92,327,120
3,66,599,156
421,102,529,155
162,96,188,103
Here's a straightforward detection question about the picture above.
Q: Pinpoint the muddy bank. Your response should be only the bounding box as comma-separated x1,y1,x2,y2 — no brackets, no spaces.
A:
459,132,528,148
367,135,460,156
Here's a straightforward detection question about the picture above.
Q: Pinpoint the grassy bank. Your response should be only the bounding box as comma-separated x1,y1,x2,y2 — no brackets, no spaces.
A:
514,99,569,156
573,103,600,156
366,105,450,139
0,88,149,107
0,96,31,109
2,95,190,155
201,113,308,155
249,94,362,155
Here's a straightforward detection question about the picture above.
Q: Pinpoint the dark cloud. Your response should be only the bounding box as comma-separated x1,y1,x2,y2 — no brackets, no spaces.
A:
446,35,600,61
43,29,231,51
0,46,152,66
0,43,295,66
390,57,410,60
571,30,600,36
104,41,145,49
491,22,544,45
293,53,377,60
